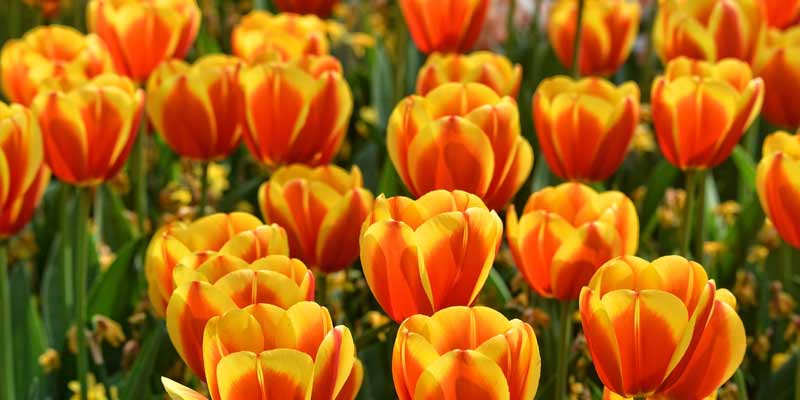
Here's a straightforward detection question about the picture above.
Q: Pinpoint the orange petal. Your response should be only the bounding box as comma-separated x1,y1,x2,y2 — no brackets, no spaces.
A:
413,349,510,400
311,326,358,400
215,350,314,400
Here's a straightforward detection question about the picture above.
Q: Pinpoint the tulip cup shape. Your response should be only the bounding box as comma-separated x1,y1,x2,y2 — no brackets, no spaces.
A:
416,51,522,97
240,55,353,167
360,190,503,322
31,74,144,186
0,102,50,238
399,0,490,54
653,0,765,63
163,302,362,400
533,76,640,182
756,131,800,248
752,27,800,129
87,0,200,81
231,11,329,64
258,164,373,273
506,182,639,300
144,212,288,315
392,306,541,400
166,255,316,380
387,82,533,210
547,0,641,77
0,25,113,107
146,55,247,161
273,0,339,18
580,255,746,399
762,0,800,29
651,57,764,170
601,387,715,400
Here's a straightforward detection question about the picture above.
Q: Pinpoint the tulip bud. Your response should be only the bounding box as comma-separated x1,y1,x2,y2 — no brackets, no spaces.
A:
0,25,113,106
393,306,540,400
548,0,641,76
762,0,800,29
533,76,640,182
651,57,763,170
240,55,352,167
87,0,201,81
388,82,533,210
756,131,800,248
506,182,639,300
416,51,522,97
752,27,800,129
231,11,329,64
146,55,247,161
31,74,144,186
274,0,339,18
580,256,746,399
0,102,50,239
653,0,765,63
399,0,490,54
258,164,373,273
360,190,503,322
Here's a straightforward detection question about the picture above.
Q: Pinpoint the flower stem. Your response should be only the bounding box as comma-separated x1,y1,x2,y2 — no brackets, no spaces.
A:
198,161,210,217
0,242,15,400
556,300,575,400
132,123,148,237
681,170,697,258
693,170,707,265
571,0,586,78
74,188,91,400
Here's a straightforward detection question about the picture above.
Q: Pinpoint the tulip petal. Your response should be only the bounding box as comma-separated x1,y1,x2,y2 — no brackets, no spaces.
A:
315,188,373,272
312,326,357,400
413,349,510,400
216,350,314,400
551,222,623,300
162,377,208,400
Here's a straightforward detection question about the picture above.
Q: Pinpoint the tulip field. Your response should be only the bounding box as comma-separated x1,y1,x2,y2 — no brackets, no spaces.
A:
3,0,800,399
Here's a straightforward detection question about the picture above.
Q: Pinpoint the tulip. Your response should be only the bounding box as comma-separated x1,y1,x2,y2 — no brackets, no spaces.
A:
756,131,800,248
399,0,490,54
416,51,522,97
0,25,113,106
651,57,763,170
87,0,201,81
506,182,638,300
259,164,373,273
547,0,641,76
580,255,746,399
240,55,352,167
231,11,329,64
0,102,50,239
752,27,800,129
274,0,339,18
601,387,716,399
144,212,287,315
23,0,62,19
387,82,533,210
146,55,247,161
166,255,316,380
31,74,144,186
393,306,540,400
533,76,640,182
653,0,765,63
360,190,503,322
163,302,361,400
762,0,800,29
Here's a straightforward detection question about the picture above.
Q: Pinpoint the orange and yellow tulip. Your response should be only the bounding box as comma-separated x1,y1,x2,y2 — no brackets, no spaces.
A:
231,11,329,64
273,0,339,18
163,302,361,400
752,27,800,129
0,102,50,239
31,74,144,186
602,387,717,399
166,255,316,380
506,182,638,300
547,0,641,77
756,131,800,248
387,82,533,210
146,55,246,161
580,255,746,399
392,306,540,400
762,0,800,29
87,0,201,81
0,25,113,106
532,76,640,182
240,55,352,167
398,0,490,54
653,0,765,63
651,57,763,170
416,51,522,97
360,190,503,322
258,164,373,273
144,212,288,315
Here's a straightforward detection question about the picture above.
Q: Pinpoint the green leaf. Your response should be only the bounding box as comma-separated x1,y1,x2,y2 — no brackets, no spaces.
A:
10,265,47,399
719,196,765,284
367,42,394,135
376,158,403,198
193,24,221,57
121,322,169,400
40,235,71,349
218,175,264,213
639,160,680,234
731,145,757,202
755,351,798,400
485,268,512,307
87,239,145,322
356,337,397,400
95,185,135,251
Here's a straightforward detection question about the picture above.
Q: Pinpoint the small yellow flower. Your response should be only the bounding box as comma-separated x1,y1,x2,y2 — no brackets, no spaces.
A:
703,241,726,257
92,315,126,348
747,245,770,264
38,348,60,374
630,124,656,154
771,352,790,371
733,270,757,307
715,200,742,225
207,163,229,199
69,373,119,400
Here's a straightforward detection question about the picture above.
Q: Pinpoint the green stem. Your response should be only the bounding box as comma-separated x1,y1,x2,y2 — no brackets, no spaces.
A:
59,184,75,314
316,273,328,307
132,123,148,237
74,188,91,400
571,0,586,78
734,368,748,400
693,170,707,265
0,242,15,400
555,301,575,400
198,161,210,217
681,170,697,258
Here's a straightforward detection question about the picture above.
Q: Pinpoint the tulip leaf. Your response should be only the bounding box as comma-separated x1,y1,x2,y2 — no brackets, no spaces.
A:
87,239,145,322
731,145,757,202
485,268,513,307
718,196,765,284
367,42,394,134
95,185,136,252
218,175,264,213
9,264,47,400
357,337,397,400
40,235,71,350
121,322,169,400
639,159,680,234
755,351,798,400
